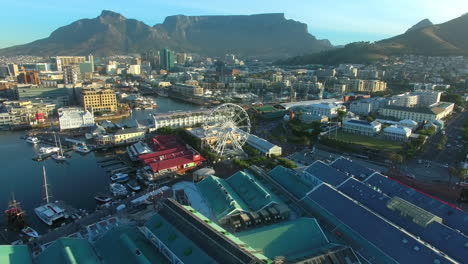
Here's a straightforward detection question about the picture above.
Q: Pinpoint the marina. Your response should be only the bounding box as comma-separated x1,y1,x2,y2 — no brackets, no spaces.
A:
0,97,200,242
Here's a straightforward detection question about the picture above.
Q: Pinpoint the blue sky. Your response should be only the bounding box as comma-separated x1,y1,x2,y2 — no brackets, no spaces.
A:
1,0,467,48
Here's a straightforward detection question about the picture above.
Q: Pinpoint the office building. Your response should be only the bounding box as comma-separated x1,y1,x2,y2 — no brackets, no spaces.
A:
82,89,117,112
63,65,81,85
342,119,382,136
160,48,175,71
17,71,40,85
51,56,86,71
379,102,454,123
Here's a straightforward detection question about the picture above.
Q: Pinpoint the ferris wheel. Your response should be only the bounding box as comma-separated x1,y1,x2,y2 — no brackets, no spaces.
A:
203,103,251,157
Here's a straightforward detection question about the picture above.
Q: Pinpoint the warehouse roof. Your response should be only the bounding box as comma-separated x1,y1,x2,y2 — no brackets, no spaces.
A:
268,165,315,199
0,245,31,264
35,238,99,264
330,157,376,181
337,177,468,263
197,175,250,222
304,160,350,187
365,173,468,235
145,214,215,264
305,184,453,264
197,171,285,221
94,226,169,264
236,217,329,261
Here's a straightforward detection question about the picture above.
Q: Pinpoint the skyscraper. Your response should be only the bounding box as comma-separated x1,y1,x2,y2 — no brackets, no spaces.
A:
63,65,81,85
160,48,175,71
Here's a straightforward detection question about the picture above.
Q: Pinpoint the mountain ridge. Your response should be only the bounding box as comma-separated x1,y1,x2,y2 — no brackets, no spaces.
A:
278,13,468,65
0,10,333,58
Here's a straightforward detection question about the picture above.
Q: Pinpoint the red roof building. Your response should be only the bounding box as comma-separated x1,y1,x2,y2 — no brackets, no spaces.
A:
139,135,205,176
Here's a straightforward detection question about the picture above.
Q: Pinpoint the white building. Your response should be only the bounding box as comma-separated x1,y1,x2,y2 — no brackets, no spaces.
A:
153,111,226,130
342,119,382,136
305,103,344,118
391,93,419,108
127,64,141,75
391,91,441,108
349,98,388,115
379,102,454,123
246,134,282,157
383,126,412,141
58,108,94,130
398,119,418,131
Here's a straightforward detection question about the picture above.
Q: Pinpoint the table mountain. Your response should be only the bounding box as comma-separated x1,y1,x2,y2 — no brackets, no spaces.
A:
0,10,332,58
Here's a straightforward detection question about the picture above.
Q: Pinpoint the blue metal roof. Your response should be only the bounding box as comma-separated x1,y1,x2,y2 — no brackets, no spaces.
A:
330,157,376,181
338,178,468,263
365,173,468,235
305,184,453,264
304,161,350,187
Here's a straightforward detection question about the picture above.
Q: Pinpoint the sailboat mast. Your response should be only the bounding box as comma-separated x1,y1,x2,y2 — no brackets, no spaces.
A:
43,166,50,203
58,137,63,156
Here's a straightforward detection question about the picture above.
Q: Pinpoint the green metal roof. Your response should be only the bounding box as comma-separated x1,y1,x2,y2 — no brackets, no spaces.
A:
196,175,250,222
145,214,216,264
236,217,329,261
182,205,271,263
197,172,285,222
35,238,99,264
226,171,283,212
0,245,31,264
93,226,168,264
268,166,313,199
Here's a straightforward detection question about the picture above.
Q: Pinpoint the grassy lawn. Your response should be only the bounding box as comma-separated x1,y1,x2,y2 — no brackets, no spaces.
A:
334,132,403,151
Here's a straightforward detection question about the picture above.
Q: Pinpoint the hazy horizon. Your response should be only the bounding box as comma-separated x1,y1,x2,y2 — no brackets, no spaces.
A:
1,0,467,49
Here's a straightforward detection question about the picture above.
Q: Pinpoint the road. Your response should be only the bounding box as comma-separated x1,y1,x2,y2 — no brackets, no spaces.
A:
401,110,467,183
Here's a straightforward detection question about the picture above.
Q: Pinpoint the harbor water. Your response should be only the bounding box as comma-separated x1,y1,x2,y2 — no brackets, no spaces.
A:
0,97,200,235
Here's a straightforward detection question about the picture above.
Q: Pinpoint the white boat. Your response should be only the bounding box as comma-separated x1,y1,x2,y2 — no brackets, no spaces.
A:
34,167,68,226
111,173,129,183
94,195,112,203
26,137,40,144
75,145,91,154
21,226,39,238
39,147,60,154
51,133,66,161
110,183,128,196
127,181,141,192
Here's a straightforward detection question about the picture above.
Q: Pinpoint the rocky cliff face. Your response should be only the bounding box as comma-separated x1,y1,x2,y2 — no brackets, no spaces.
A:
0,11,332,58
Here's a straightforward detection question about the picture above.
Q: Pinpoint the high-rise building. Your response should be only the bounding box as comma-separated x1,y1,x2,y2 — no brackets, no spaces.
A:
51,56,86,71
159,48,175,71
82,89,117,112
176,53,187,65
7,64,19,77
87,54,94,71
17,71,40,85
63,65,81,85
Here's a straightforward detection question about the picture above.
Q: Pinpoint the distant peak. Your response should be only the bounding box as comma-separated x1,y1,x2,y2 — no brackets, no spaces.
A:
406,18,433,33
99,10,125,18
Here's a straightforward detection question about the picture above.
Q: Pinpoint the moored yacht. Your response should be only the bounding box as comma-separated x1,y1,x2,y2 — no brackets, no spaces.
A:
34,166,68,226
26,137,40,144
110,183,128,196
51,133,66,161
74,144,91,154
39,147,60,154
111,173,129,183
